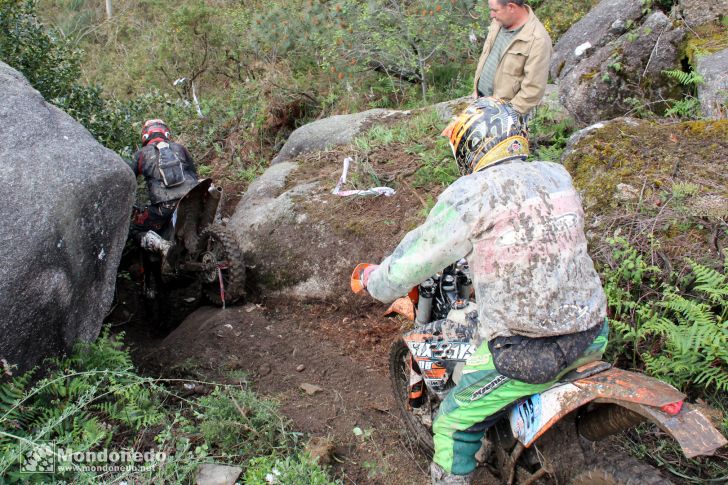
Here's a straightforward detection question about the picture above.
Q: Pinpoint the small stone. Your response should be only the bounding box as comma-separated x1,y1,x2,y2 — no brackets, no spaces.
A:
300,383,323,395
195,463,242,485
296,364,305,372
305,437,335,465
615,183,639,202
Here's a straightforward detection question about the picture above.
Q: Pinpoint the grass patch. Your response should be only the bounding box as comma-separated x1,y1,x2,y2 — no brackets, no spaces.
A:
0,329,337,483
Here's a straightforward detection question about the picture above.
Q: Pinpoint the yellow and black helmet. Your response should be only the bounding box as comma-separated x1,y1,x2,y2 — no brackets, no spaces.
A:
442,97,528,175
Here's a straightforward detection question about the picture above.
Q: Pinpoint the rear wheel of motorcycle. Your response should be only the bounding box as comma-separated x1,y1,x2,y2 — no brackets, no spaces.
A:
389,338,435,456
570,451,673,485
197,225,245,306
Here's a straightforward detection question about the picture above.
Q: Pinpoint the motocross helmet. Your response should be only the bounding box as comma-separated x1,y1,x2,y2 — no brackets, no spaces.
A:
441,97,528,175
141,119,170,147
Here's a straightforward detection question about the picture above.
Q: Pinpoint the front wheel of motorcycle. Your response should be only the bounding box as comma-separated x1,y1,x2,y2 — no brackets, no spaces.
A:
389,338,435,456
570,450,673,485
196,225,245,306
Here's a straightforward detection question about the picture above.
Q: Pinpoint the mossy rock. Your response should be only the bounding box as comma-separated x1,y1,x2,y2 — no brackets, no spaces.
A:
684,22,728,67
563,118,728,270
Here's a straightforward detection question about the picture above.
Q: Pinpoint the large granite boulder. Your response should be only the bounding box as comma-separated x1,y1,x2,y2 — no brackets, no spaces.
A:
550,0,644,81
557,11,685,124
697,48,728,119
0,62,136,373
271,108,398,165
679,0,728,26
231,102,467,301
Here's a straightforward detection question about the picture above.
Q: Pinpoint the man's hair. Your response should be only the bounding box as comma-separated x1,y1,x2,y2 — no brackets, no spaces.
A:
497,0,526,6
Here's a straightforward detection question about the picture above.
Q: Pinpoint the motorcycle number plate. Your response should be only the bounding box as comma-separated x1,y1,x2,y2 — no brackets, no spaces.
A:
511,394,543,444
510,383,587,445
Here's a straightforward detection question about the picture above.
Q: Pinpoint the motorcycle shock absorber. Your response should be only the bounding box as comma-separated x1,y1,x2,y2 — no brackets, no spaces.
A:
416,278,436,324
441,274,458,307
456,260,472,300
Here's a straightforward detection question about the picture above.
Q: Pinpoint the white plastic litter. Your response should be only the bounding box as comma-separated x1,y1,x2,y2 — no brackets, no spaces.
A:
332,157,396,197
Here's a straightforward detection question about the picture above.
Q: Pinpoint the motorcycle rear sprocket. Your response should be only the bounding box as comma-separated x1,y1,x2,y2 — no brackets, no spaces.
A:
196,225,245,306
389,338,436,456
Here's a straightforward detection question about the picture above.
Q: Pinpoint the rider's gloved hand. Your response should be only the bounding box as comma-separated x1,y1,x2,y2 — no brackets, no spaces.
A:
350,263,379,294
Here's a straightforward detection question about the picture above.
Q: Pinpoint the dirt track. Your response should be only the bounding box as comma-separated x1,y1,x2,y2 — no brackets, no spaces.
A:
122,299,435,484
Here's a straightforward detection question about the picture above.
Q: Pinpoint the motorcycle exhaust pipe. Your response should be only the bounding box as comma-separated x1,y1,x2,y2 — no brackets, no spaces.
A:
416,278,435,324
578,404,645,441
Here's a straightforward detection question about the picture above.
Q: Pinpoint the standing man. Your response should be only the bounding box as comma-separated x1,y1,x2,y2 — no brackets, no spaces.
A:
474,0,552,116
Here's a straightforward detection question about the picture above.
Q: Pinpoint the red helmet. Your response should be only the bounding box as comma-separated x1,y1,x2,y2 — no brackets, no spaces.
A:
141,119,170,146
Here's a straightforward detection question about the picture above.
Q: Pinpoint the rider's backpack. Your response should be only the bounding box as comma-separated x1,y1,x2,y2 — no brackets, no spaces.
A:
156,141,186,187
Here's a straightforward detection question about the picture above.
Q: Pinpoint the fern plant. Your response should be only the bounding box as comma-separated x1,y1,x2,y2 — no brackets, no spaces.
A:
662,68,704,86
604,240,728,393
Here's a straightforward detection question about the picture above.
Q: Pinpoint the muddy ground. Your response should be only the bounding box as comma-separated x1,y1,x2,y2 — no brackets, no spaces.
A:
111,288,490,484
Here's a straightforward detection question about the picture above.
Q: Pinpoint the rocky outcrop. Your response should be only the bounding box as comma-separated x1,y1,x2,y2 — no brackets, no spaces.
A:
271,108,397,164
561,117,728,266
271,98,471,165
0,62,136,373
679,0,728,26
550,0,644,81
697,48,728,119
228,161,357,300
557,11,685,124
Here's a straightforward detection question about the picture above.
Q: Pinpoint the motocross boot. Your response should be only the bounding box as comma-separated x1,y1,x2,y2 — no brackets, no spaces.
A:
430,463,473,485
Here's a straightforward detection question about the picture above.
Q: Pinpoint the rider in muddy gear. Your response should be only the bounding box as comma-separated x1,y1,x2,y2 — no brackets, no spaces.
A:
356,98,608,485
128,119,199,257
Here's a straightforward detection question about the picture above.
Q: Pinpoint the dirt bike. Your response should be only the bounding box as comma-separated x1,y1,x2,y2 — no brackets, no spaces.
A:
133,178,245,310
351,262,727,484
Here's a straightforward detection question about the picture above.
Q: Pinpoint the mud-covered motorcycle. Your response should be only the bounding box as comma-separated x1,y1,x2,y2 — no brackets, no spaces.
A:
133,178,245,309
352,262,726,484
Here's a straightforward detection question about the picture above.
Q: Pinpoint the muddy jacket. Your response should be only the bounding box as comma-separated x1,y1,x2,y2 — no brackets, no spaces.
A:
473,6,552,115
130,141,199,205
366,161,607,345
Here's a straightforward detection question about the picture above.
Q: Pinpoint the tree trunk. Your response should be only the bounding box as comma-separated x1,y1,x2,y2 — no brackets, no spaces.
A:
105,0,113,19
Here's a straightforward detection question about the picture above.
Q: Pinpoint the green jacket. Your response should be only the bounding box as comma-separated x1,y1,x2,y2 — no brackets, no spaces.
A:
473,6,552,115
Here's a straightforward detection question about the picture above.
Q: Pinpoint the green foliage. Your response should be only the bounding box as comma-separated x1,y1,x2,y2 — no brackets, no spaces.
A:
663,97,702,119
604,238,728,393
0,0,196,157
0,330,335,483
531,0,599,41
412,137,459,188
244,452,339,485
527,104,576,162
660,69,704,120
196,387,288,458
663,69,704,87
0,0,82,99
325,0,481,99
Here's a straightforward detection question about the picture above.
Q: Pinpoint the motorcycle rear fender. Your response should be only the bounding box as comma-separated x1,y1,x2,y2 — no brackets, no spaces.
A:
510,365,727,458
